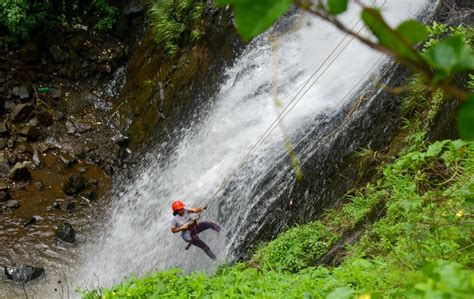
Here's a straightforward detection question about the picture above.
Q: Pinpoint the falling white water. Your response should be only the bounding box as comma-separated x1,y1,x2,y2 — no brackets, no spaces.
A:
65,0,431,292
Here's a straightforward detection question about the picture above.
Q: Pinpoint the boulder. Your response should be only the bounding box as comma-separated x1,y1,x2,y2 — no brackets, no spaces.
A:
18,125,41,140
55,222,75,243
9,162,31,180
63,174,86,195
4,265,44,283
11,86,30,100
6,200,20,209
11,103,34,122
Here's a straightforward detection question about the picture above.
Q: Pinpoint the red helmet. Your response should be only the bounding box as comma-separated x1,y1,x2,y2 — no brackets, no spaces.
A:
171,200,185,211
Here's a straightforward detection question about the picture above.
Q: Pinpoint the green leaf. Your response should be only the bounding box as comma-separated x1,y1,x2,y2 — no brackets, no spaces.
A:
361,8,418,62
215,0,292,40
327,0,348,15
458,94,474,140
396,20,428,44
423,35,474,74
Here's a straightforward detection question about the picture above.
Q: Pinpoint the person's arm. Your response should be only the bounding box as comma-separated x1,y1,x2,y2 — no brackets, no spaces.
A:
171,222,192,233
188,204,208,214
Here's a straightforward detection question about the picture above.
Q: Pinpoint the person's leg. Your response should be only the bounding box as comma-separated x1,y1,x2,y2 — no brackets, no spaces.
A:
190,235,216,260
196,221,221,234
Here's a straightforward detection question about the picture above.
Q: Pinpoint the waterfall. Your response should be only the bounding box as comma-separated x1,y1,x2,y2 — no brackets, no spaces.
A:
71,0,431,290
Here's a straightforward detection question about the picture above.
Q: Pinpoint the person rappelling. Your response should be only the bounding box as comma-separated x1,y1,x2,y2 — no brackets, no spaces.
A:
170,200,221,260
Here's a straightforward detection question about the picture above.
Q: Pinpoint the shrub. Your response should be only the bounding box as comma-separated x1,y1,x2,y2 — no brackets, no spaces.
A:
149,0,205,56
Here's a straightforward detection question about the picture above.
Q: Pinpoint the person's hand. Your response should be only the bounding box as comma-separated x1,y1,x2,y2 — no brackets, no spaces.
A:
181,222,191,230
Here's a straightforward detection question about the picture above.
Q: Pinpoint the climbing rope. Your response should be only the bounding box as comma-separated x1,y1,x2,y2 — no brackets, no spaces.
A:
203,0,391,207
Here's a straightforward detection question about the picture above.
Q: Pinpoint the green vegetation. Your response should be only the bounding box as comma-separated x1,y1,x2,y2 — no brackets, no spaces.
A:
149,0,205,56
0,0,118,45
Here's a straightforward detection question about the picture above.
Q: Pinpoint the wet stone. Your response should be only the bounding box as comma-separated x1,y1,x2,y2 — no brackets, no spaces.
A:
103,164,114,176
56,222,75,243
4,100,15,111
4,265,44,283
0,156,10,175
0,120,7,135
33,150,44,168
64,201,76,212
6,199,20,209
11,103,34,122
19,125,41,140
12,86,30,100
112,134,130,147
0,191,10,202
74,121,92,133
24,215,43,227
27,117,39,127
63,174,86,195
0,180,8,190
15,139,33,154
85,142,98,153
59,153,76,167
80,189,96,201
51,201,61,210
9,162,31,181
88,179,98,188
33,181,44,191
65,121,76,134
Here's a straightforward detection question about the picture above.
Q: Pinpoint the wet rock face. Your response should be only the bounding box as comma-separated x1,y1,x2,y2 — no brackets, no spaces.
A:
115,5,244,149
55,222,76,243
4,265,44,283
